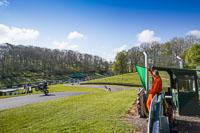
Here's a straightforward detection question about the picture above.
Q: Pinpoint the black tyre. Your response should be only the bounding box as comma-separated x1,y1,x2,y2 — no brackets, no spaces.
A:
44,90,49,95
137,89,147,118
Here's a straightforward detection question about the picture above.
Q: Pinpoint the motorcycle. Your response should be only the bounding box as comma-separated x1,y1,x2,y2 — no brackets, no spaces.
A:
35,82,49,95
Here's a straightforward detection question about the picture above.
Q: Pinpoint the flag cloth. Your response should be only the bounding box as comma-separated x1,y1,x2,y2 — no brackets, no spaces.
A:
136,65,147,90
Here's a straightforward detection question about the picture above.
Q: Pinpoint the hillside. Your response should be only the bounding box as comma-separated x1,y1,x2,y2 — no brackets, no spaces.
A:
0,43,111,87
83,71,171,88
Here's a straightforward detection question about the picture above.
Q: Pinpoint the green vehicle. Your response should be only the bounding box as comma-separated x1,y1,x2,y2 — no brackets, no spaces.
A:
137,66,199,132
136,52,199,132
154,66,199,116
137,66,199,116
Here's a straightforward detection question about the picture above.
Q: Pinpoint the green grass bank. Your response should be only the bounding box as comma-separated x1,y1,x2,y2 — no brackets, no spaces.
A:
83,73,142,86
83,71,171,87
0,85,138,133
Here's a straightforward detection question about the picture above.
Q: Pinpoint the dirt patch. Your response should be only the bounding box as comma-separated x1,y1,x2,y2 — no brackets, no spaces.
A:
125,104,148,133
175,115,200,133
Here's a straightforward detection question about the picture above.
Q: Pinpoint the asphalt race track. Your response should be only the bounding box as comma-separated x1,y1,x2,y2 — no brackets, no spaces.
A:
0,92,91,111
0,84,138,111
64,84,138,91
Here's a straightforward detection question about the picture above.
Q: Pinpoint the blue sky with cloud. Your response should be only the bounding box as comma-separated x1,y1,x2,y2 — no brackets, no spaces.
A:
0,0,200,61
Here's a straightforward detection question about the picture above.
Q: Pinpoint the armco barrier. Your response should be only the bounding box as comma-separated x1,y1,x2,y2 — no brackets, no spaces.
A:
0,74,111,91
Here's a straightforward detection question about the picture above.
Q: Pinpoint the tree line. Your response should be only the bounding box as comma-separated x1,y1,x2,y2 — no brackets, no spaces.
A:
1,34,199,77
113,35,200,74
0,43,110,77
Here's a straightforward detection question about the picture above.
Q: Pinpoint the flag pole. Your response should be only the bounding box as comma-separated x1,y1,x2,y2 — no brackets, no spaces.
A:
143,51,149,91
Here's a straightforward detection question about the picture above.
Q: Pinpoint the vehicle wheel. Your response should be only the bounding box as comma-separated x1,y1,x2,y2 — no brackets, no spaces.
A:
137,89,147,118
44,90,49,95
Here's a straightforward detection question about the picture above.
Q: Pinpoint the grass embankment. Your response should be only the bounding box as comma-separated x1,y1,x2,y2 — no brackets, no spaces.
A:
0,72,105,87
0,73,69,87
84,73,142,86
0,85,138,133
84,72,170,87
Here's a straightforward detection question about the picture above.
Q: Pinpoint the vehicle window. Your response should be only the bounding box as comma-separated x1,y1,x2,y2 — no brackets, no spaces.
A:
178,75,196,92
160,71,170,88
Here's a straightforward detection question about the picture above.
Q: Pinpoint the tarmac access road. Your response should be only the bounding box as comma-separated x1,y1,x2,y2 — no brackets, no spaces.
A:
0,92,92,111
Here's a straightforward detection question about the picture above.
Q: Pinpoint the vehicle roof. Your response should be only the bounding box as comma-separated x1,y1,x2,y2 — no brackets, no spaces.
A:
152,66,197,76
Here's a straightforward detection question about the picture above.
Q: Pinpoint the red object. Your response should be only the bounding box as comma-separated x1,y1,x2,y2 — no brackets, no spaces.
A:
146,69,162,111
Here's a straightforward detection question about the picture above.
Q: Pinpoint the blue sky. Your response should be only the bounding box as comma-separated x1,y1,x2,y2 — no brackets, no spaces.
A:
0,0,200,61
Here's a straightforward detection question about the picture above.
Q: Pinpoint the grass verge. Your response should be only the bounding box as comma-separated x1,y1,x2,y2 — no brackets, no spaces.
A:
0,84,104,99
0,86,138,133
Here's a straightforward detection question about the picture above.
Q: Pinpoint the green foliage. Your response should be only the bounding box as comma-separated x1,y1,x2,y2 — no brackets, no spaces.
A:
161,42,173,56
185,44,200,68
0,43,110,81
0,86,137,133
112,52,128,74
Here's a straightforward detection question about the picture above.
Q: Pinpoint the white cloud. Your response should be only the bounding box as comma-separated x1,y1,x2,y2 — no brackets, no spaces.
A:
187,30,200,38
137,30,161,44
0,24,39,43
102,45,128,61
107,53,116,61
52,31,84,50
102,52,115,61
52,41,79,50
0,0,9,7
114,44,127,52
67,31,85,40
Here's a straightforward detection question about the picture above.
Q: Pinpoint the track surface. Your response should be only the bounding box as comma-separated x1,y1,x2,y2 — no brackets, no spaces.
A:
0,92,91,111
64,84,138,91
0,84,138,111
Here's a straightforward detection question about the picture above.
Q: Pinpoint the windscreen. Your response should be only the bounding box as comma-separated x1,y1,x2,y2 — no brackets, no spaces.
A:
178,75,196,92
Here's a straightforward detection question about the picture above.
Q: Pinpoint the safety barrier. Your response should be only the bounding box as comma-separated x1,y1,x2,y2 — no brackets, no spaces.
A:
0,74,112,96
